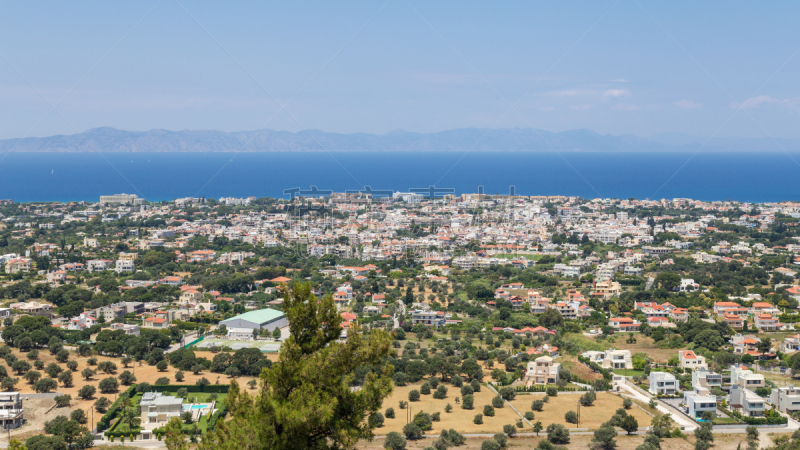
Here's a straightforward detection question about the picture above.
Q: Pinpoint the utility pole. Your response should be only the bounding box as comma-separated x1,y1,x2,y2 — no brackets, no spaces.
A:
576,401,580,428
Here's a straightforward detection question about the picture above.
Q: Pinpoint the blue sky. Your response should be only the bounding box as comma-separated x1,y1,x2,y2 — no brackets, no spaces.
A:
0,1,798,140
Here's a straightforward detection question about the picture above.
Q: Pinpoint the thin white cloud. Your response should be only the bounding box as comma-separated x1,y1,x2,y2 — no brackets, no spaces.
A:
611,104,639,111
569,104,593,111
609,78,629,83
603,89,629,98
674,100,702,109
539,89,594,98
730,95,777,110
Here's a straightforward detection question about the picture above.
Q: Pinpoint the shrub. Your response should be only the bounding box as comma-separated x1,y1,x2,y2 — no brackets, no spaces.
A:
503,424,517,438
385,407,395,418
155,377,170,385
565,410,578,424
94,397,111,412
473,414,483,424
384,431,407,450
546,387,557,397
525,411,534,420
413,411,432,431
499,386,516,401
623,398,632,409
433,385,448,399
546,423,570,445
54,394,71,407
66,360,78,371
481,439,500,450
429,377,440,388
175,370,185,382
403,423,423,440
420,382,431,395
461,385,474,396
78,385,96,400
445,403,453,413
55,349,69,363
431,412,440,422
483,405,495,417
532,400,544,411
393,372,407,386
98,377,119,393
368,412,384,428
492,395,504,408
156,360,168,372
471,378,481,392
82,368,95,380
57,370,73,387
399,400,408,409
451,375,463,387
462,394,474,409
409,390,420,402
71,408,88,424
34,377,57,393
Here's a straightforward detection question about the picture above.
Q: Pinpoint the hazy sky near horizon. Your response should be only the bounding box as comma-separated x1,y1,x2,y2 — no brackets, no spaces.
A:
1,1,799,140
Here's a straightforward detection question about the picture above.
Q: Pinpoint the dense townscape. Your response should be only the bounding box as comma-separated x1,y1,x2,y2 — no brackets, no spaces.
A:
4,192,800,449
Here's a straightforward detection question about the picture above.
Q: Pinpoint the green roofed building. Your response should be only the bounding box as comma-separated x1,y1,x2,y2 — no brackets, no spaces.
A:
219,308,288,335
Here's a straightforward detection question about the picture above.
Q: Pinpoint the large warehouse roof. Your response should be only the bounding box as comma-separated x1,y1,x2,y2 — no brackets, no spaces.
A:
223,308,285,325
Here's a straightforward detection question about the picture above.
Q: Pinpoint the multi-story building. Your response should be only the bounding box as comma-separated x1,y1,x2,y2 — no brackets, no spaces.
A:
683,387,717,419
114,259,135,274
754,314,781,331
771,386,800,414
410,310,446,328
692,368,723,391
524,356,561,385
781,334,800,354
0,392,24,429
139,392,183,425
730,384,765,417
649,372,678,395
730,364,765,391
679,350,708,371
608,317,641,332
100,193,144,205
581,349,633,369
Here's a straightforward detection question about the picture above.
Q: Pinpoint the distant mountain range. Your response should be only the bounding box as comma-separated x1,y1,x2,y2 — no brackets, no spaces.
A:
2,127,799,153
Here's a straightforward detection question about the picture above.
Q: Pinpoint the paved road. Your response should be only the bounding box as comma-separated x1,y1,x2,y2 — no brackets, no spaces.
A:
645,276,655,291
166,332,197,353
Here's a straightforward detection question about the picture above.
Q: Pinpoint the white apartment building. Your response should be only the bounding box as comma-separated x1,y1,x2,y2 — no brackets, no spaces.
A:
581,349,633,369
114,259,135,273
730,364,765,391
771,386,800,414
730,384,765,417
649,372,678,395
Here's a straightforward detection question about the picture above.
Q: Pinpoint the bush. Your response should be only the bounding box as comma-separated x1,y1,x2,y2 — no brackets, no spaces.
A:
403,423,423,440
481,439,501,450
546,387,558,396
445,403,453,413
78,385,96,400
565,410,578,424
34,377,57,393
66,360,78,371
473,414,483,424
532,400,544,411
429,377,440,388
503,424,517,438
156,360,168,372
384,431,407,450
71,408,88,424
546,423,570,445
175,371,185,382
471,378,481,392
393,372,407,386
94,397,111,412
499,386,516,401
431,412,440,422
54,394,71,407
420,382,431,395
462,394,474,409
433,385,448,399
386,407,395,418
525,411,534,420
483,405,495,417
623,398,632,409
368,412,384,428
580,390,596,407
99,377,119,393
492,395,504,408
155,377,170,385
413,411,432,431
451,375,463,387
409,390,420,402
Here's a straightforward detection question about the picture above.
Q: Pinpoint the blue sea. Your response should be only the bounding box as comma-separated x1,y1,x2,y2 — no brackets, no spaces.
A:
0,151,798,203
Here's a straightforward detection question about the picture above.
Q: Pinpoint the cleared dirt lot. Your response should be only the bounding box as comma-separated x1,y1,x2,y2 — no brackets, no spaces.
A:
509,392,656,431
379,384,522,435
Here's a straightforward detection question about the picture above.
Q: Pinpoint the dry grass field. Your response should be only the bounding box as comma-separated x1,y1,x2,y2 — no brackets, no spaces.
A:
379,384,522,435
1,347,259,436
509,392,655,431
588,335,684,363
